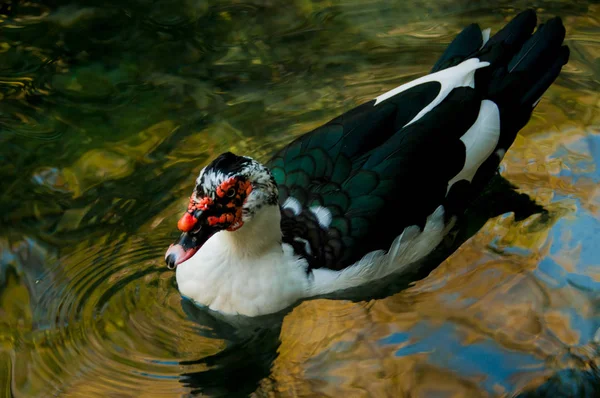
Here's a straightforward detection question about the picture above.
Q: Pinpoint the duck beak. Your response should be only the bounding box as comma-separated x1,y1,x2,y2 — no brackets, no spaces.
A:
165,227,215,270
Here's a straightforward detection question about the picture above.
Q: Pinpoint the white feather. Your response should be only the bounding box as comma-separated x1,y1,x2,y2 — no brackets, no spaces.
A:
447,99,501,192
309,206,332,229
374,58,490,127
481,28,491,48
282,196,302,216
195,167,206,186
199,168,227,193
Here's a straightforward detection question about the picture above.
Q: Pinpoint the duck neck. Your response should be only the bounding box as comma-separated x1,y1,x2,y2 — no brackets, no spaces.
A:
176,203,310,317
220,204,282,257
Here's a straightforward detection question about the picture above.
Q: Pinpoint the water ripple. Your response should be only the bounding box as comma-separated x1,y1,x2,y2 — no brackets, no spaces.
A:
24,234,223,395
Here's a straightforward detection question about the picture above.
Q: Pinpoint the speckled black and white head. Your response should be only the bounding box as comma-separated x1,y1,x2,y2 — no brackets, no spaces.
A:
195,152,278,219
165,152,278,269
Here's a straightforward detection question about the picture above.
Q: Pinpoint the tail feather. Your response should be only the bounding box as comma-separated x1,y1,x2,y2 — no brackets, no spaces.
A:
431,23,483,73
475,10,539,93
432,9,568,153
521,45,569,107
483,9,537,51
455,10,569,200
508,17,566,74
503,16,569,110
473,10,569,151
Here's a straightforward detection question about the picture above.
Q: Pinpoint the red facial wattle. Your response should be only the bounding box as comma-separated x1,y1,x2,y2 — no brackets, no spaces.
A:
177,212,197,232
176,195,214,232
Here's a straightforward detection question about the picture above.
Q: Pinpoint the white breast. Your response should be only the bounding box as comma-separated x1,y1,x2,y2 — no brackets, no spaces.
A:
175,208,310,317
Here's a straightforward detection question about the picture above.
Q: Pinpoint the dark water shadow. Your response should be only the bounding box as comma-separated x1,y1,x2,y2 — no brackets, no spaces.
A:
176,174,552,397
514,367,600,398
177,298,293,397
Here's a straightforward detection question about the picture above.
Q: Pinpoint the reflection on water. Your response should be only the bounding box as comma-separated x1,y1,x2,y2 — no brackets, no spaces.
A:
1,0,599,396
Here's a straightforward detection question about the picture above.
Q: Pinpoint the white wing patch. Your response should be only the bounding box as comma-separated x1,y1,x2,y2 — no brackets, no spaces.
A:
309,205,454,296
282,196,302,216
447,99,501,192
374,58,490,128
309,206,332,229
481,28,491,48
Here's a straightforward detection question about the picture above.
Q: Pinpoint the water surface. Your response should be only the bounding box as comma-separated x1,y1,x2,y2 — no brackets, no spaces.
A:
1,0,599,397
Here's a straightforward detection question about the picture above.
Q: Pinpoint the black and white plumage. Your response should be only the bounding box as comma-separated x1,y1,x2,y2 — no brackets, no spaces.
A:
165,10,570,317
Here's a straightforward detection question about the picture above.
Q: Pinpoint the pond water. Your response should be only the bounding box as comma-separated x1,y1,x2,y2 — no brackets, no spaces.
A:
1,1,599,397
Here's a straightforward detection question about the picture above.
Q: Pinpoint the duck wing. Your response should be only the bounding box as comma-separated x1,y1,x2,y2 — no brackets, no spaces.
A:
267,9,568,272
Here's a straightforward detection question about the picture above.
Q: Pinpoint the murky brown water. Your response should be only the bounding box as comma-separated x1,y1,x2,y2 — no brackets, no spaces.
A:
1,1,599,397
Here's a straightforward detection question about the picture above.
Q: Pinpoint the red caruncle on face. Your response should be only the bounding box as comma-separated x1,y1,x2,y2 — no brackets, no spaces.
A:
177,177,253,233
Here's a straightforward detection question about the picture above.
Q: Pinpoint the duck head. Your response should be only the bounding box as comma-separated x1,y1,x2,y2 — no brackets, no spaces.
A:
165,152,278,269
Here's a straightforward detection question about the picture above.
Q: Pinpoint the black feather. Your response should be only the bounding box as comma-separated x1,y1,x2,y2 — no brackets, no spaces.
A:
483,9,537,50
206,152,251,175
522,45,569,108
431,23,483,72
508,17,566,73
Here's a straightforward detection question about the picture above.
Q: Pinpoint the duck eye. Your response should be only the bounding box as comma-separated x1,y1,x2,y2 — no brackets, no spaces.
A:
227,188,236,198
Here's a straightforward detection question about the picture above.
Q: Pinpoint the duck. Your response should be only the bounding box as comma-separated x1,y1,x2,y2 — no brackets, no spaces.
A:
164,9,569,317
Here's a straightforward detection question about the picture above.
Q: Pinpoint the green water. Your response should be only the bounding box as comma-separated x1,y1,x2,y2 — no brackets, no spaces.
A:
1,1,599,397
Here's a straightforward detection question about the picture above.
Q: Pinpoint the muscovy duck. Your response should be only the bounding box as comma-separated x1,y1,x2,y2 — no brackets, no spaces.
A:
165,10,569,317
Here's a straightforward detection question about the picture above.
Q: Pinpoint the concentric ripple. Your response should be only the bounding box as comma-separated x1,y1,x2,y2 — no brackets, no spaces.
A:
29,233,228,396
